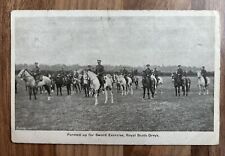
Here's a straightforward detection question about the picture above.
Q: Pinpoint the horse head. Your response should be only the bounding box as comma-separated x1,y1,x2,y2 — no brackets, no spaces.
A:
197,71,202,79
17,69,25,78
17,69,32,79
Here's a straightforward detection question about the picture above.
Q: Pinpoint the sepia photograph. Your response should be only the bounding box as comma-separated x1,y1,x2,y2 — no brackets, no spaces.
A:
11,10,220,145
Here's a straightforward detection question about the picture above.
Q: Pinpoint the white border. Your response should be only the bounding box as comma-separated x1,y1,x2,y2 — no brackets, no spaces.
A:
11,10,220,145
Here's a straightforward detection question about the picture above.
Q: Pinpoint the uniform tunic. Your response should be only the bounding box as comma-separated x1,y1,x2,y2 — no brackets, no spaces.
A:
201,69,207,85
144,68,152,77
95,65,104,76
32,66,40,80
122,69,129,76
177,68,183,76
201,69,207,77
96,64,104,87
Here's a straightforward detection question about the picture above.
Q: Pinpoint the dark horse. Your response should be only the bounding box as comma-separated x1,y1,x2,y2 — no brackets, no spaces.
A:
72,77,81,93
65,75,73,95
182,77,191,96
172,73,191,96
54,75,64,96
142,75,156,99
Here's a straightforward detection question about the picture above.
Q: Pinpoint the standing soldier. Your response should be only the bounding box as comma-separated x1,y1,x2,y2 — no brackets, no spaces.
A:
143,64,152,78
153,67,159,84
95,60,105,90
32,62,41,85
176,65,183,80
201,66,207,86
60,67,65,77
74,69,79,78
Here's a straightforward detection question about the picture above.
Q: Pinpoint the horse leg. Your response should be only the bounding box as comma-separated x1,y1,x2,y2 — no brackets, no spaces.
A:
94,91,98,105
147,88,150,99
29,87,32,100
123,84,126,95
198,85,201,95
175,87,177,96
84,86,87,97
130,85,133,95
182,86,185,96
178,86,180,96
206,87,209,95
60,86,62,96
151,88,155,98
150,81,154,98
77,84,80,93
143,87,145,99
104,89,108,104
66,85,69,95
75,84,79,93
150,87,154,99
44,85,50,96
56,85,59,96
33,87,37,100
40,87,42,94
72,84,75,91
185,85,187,96
68,85,71,95
76,84,78,93
110,89,114,103
126,85,129,94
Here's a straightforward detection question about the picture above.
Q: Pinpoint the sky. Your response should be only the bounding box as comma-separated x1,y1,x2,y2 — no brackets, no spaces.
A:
14,13,216,70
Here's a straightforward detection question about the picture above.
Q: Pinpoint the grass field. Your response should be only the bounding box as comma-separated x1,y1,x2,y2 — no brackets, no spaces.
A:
15,76,214,131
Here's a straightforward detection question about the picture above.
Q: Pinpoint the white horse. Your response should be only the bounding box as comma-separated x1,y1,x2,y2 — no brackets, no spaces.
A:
117,74,133,95
103,74,114,104
17,69,52,100
197,71,210,95
133,75,139,89
82,70,113,105
155,76,163,94
157,77,163,86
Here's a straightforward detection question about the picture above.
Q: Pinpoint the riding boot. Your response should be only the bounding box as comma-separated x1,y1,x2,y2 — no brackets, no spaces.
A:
204,77,207,87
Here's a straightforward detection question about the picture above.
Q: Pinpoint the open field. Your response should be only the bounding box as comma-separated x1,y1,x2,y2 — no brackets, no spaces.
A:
15,76,214,131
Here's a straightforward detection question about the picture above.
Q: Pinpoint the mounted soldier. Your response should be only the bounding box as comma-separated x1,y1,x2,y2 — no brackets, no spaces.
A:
201,66,207,86
176,65,184,81
60,67,65,77
95,60,105,90
122,67,129,84
143,64,152,78
32,62,41,86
